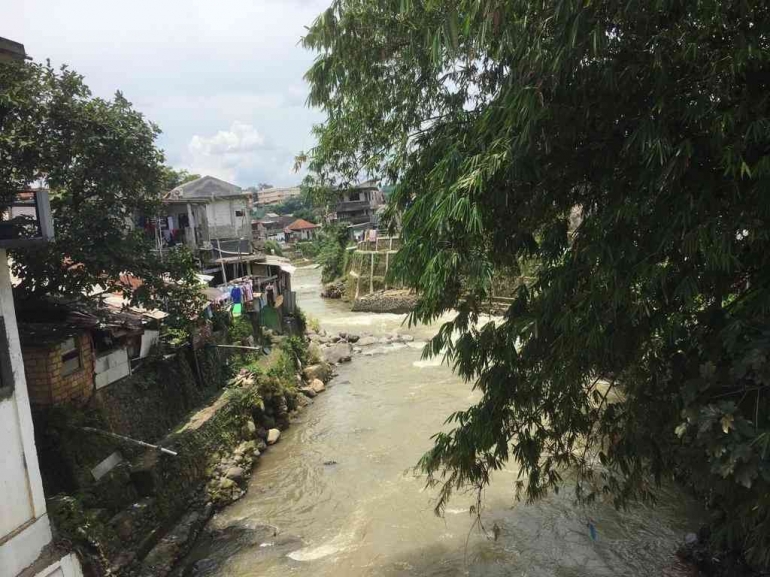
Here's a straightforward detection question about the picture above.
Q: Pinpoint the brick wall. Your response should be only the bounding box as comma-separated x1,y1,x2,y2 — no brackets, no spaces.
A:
23,332,95,406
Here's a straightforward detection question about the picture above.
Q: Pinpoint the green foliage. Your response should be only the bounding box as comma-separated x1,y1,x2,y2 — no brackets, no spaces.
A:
295,240,321,259
302,0,770,569
161,166,200,190
264,239,284,256
47,495,112,572
228,317,253,343
316,222,350,283
267,350,297,386
280,335,309,370
298,308,321,333
273,196,318,223
211,307,230,333
1,60,204,324
164,326,190,348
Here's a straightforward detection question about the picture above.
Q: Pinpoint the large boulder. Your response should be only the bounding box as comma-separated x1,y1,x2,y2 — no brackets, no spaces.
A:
267,429,281,445
310,379,326,393
241,418,257,440
357,336,378,347
308,342,324,364
324,342,353,364
225,467,245,483
300,386,317,398
295,393,312,407
303,363,332,383
347,333,360,343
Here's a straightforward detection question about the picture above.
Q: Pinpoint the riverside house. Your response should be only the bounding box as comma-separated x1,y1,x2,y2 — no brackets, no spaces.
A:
17,298,163,407
156,175,263,284
330,180,385,239
285,218,320,242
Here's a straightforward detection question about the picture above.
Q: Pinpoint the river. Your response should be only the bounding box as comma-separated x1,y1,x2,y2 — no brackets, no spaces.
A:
183,265,701,577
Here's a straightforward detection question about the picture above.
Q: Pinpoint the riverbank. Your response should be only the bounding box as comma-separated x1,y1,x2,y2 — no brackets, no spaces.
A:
167,266,706,577
36,320,339,577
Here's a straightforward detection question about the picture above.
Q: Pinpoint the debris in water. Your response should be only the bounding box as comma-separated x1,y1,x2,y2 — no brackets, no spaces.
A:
588,519,598,541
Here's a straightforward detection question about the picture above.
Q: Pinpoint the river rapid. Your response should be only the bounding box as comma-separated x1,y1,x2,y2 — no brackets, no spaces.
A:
184,265,701,577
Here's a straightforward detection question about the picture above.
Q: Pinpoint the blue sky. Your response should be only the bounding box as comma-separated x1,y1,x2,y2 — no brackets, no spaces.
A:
3,0,329,187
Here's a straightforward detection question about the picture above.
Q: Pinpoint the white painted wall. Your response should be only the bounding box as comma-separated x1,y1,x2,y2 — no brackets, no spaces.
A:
0,251,83,577
205,198,248,238
140,330,159,358
94,347,131,390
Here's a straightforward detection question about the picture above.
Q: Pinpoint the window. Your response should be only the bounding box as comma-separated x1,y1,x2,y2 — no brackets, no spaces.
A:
61,336,81,376
235,210,245,217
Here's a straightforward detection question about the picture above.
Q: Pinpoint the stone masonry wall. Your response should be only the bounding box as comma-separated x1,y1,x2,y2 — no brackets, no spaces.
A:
93,347,228,444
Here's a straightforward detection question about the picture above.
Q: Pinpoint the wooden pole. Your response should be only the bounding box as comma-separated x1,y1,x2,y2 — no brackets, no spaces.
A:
217,238,227,283
370,252,375,294
212,344,265,351
80,427,178,456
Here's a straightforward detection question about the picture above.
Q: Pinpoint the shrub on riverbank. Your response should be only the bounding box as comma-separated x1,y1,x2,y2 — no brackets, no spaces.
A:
316,223,350,283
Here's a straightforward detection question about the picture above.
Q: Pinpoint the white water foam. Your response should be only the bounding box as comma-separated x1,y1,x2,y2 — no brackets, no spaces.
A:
287,506,368,562
287,542,342,561
445,508,468,515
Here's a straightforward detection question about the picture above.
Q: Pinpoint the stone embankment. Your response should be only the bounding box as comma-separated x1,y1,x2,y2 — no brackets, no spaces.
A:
138,356,335,577
46,338,335,577
350,289,418,314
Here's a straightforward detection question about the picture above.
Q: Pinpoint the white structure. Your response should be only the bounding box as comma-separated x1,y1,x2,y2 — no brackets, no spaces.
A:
0,35,83,577
255,186,302,206
163,175,250,244
0,252,83,577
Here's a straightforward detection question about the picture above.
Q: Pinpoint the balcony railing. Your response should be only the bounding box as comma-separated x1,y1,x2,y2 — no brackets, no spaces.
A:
335,200,372,212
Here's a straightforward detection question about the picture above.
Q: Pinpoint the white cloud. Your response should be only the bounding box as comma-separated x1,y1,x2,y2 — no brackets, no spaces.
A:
2,0,329,187
189,122,268,156
184,122,299,185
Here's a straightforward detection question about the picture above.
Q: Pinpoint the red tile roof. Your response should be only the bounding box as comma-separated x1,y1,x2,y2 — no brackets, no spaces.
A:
286,218,319,231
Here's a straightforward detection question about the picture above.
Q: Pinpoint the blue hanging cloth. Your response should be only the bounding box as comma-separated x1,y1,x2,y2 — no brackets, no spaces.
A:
231,285,243,304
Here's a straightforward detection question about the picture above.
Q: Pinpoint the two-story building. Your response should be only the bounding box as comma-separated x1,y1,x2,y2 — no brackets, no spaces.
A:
158,175,264,283
329,180,384,238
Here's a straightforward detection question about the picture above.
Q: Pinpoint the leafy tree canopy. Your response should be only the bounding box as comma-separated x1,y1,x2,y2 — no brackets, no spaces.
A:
302,0,770,568
1,60,203,323
162,167,201,190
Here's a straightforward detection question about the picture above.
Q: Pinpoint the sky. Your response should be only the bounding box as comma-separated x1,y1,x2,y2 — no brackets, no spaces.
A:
3,0,330,187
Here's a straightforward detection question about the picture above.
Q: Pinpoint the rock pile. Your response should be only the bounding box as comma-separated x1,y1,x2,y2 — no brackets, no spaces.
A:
307,328,419,364
321,279,346,299
351,289,417,313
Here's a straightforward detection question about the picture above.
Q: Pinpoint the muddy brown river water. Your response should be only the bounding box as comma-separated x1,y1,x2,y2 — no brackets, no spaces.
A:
183,265,702,577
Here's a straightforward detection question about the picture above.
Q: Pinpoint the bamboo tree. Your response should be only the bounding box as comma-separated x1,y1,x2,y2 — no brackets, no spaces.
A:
301,0,770,569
